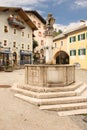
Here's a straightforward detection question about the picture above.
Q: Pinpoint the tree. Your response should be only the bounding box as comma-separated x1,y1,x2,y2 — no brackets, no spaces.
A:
33,40,38,52
53,29,63,37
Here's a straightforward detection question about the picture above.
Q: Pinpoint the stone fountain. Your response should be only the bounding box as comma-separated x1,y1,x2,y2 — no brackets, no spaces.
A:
25,14,75,87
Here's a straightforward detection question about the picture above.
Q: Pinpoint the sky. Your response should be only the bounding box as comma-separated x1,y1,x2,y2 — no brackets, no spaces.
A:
0,0,87,30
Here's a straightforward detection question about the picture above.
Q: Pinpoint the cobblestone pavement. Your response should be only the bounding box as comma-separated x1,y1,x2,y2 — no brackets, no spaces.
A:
0,68,87,130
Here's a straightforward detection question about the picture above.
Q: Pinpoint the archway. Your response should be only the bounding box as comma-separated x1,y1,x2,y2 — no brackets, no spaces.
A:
54,51,69,64
13,52,17,65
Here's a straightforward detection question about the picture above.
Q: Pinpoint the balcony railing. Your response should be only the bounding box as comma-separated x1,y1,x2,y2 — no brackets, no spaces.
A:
8,17,25,29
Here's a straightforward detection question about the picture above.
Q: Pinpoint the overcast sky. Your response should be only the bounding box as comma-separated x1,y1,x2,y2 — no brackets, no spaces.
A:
0,0,87,30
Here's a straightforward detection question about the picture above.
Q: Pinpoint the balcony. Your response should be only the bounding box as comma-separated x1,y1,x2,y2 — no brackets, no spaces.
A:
8,17,25,29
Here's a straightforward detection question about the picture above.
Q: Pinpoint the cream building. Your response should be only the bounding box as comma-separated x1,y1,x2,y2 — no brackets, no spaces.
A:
25,11,46,53
0,6,37,68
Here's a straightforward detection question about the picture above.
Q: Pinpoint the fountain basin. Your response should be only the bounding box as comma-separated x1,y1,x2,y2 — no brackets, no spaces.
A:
25,64,75,87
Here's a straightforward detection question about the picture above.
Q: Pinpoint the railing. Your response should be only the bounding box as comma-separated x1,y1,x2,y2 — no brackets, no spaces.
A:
8,17,25,29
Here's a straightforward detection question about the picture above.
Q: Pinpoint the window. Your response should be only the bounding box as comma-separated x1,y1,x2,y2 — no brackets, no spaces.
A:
27,45,29,49
41,40,43,45
28,34,29,38
70,36,76,43
33,21,36,25
4,40,7,46
43,32,45,38
4,26,8,33
13,42,16,47
55,43,57,48
22,32,24,36
14,29,16,34
61,41,63,46
78,33,85,41
78,48,86,55
38,32,42,37
38,23,41,28
22,44,24,49
70,50,76,56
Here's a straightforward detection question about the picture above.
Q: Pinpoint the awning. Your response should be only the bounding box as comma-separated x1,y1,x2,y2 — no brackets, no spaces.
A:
0,50,11,54
20,50,32,55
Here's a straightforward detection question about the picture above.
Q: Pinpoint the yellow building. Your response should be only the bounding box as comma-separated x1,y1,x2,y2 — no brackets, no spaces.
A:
53,21,87,69
53,33,69,64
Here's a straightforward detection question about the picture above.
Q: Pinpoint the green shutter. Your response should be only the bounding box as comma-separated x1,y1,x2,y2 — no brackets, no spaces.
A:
83,33,85,39
84,48,86,55
78,35,80,41
74,50,76,55
70,50,72,56
70,37,71,43
86,33,87,39
74,36,76,42
78,49,80,55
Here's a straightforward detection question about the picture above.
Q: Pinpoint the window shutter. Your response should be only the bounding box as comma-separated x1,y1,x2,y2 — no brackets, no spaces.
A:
74,50,76,55
70,50,72,56
84,48,86,55
70,37,71,43
74,36,76,42
83,33,85,39
78,35,80,41
78,49,80,55
86,33,87,39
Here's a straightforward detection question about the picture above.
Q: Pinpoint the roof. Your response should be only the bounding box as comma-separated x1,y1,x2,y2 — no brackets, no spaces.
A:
53,33,66,41
25,10,46,24
0,6,37,30
64,24,87,35
53,22,87,41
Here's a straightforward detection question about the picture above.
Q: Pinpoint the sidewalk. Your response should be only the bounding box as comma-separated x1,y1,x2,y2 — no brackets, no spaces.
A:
0,69,87,130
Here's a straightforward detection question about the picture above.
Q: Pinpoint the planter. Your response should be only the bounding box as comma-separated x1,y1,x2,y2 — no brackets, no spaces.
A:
4,66,13,72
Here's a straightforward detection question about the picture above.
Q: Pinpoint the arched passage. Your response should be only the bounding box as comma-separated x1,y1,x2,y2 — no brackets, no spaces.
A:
54,51,69,64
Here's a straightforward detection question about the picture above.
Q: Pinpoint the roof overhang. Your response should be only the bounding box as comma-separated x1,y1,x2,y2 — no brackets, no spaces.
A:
25,10,46,24
0,6,37,31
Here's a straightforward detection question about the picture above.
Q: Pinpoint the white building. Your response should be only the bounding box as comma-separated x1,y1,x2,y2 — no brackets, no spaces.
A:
0,6,37,68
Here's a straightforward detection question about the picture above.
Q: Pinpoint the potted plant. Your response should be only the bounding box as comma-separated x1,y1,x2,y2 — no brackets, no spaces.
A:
4,60,13,72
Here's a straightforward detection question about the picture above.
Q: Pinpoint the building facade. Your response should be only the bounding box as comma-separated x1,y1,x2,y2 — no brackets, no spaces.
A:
53,21,87,69
0,7,37,68
53,34,69,64
25,11,46,53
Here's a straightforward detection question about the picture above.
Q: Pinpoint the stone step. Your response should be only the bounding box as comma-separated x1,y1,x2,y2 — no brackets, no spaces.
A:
15,82,83,92
15,93,41,106
39,96,87,105
11,83,87,99
58,109,87,116
39,102,87,111
75,83,87,96
14,93,87,107
11,87,77,99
